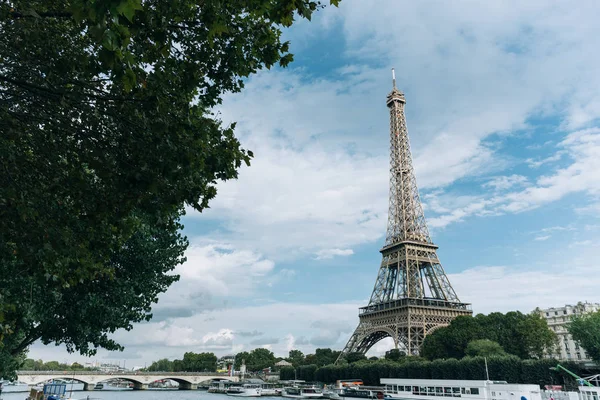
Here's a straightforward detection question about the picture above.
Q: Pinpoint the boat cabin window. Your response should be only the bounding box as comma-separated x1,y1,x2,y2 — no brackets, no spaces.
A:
436,387,444,396
461,388,466,395
470,388,480,395
453,388,461,397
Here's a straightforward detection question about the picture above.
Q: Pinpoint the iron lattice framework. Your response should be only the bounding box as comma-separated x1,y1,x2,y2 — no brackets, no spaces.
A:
337,71,472,361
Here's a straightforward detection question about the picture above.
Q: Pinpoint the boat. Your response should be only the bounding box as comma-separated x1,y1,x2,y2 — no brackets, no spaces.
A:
26,383,67,400
577,385,600,400
209,379,236,394
283,386,324,399
226,383,263,397
381,378,542,400
338,386,389,400
261,383,283,396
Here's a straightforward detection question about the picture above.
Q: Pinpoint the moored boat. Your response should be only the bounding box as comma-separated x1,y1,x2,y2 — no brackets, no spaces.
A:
261,383,283,396
338,387,389,400
209,379,236,394
381,379,542,400
227,383,263,397
283,386,324,399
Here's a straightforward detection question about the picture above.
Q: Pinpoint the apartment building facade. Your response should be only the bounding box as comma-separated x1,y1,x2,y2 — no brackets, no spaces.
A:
538,302,600,364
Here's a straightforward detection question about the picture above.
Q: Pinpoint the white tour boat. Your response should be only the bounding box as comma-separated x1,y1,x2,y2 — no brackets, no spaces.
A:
381,379,542,400
283,386,325,399
261,383,283,396
338,386,390,400
226,383,263,397
576,385,600,400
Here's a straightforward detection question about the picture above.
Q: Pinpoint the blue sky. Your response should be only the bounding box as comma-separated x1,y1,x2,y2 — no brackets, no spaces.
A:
31,1,600,367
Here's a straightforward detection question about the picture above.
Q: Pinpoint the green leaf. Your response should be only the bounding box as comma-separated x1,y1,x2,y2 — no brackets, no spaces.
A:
116,0,141,22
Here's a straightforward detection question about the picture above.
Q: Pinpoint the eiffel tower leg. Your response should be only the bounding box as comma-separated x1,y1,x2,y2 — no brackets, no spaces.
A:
336,321,367,362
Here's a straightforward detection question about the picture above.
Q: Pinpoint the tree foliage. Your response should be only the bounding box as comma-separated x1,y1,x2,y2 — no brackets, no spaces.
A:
0,0,340,378
306,357,597,387
346,352,367,364
568,310,600,363
234,348,276,372
385,348,406,362
422,312,556,360
465,339,506,358
287,349,305,367
146,352,217,372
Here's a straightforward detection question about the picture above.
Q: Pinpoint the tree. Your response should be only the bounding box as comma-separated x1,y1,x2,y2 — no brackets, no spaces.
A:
234,351,251,370
70,362,84,370
313,348,340,367
568,310,600,363
247,348,276,372
181,352,217,372
43,361,61,370
346,352,367,364
147,358,174,372
422,312,556,360
385,348,406,362
465,339,506,358
288,349,305,367
0,0,341,377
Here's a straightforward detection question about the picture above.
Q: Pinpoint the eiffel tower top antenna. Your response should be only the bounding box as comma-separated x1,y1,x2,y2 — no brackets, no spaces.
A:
392,67,396,88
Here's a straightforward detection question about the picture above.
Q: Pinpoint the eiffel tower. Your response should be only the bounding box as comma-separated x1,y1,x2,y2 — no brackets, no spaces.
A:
337,70,472,361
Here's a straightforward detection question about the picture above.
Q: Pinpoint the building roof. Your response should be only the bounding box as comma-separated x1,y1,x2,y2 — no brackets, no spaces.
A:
275,360,292,366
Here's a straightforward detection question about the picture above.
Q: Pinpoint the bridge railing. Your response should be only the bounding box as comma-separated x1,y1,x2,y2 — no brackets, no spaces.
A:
16,371,230,376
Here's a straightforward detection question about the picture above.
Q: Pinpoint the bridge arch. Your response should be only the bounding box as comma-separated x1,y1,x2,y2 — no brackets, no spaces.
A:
24,375,94,386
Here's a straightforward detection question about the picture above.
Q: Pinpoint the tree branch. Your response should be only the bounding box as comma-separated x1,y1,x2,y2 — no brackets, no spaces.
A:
9,10,73,19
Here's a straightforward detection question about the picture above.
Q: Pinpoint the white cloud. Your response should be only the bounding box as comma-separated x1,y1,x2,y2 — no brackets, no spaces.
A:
427,128,600,227
526,152,565,169
534,235,550,241
451,263,600,314
315,248,354,260
192,142,389,259
483,175,528,191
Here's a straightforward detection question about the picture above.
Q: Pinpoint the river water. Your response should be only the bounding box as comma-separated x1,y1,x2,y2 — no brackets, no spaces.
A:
1,390,281,400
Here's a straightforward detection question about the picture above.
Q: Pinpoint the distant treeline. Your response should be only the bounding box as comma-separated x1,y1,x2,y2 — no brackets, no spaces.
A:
20,359,92,371
281,356,598,388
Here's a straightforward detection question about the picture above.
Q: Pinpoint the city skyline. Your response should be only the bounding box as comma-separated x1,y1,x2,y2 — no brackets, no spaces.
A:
29,1,600,365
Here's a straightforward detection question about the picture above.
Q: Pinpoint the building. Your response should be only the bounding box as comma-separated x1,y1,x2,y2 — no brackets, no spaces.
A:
538,302,600,363
217,355,235,370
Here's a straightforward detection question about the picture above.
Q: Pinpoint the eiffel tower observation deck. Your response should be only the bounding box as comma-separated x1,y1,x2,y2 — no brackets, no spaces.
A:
337,70,472,361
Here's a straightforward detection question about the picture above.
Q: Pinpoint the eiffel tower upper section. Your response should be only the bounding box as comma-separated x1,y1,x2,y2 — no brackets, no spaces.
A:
384,70,432,248
367,69,463,307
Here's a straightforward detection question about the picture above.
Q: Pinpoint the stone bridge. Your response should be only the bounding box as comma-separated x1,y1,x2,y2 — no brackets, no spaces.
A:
16,370,238,390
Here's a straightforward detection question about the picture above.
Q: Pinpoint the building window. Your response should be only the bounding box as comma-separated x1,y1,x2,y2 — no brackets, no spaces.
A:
577,354,581,360
471,389,480,395
546,312,550,316
564,310,567,314
555,311,558,315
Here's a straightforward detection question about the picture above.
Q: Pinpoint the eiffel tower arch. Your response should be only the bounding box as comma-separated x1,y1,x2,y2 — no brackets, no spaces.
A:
337,70,472,361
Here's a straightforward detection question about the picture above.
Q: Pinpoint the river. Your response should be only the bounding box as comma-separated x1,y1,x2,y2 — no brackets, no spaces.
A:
1,389,283,400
